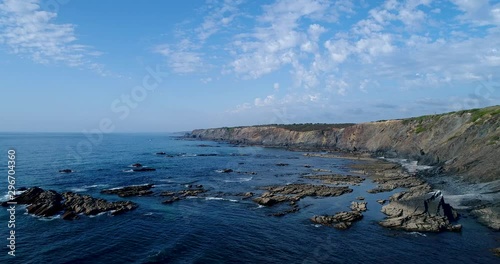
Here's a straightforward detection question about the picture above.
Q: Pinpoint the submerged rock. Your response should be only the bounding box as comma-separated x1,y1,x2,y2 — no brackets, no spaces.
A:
131,163,143,167
101,184,154,197
156,152,166,155
311,211,363,229
59,169,73,173
303,174,365,185
132,167,156,172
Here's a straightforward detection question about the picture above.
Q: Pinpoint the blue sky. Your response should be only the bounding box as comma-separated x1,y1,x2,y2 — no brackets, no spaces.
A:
0,0,499,132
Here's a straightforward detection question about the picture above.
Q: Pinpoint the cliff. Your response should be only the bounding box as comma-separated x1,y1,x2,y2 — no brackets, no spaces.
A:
190,105,500,183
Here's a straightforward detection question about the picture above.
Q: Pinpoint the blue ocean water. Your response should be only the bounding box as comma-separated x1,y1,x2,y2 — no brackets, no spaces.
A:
0,133,498,264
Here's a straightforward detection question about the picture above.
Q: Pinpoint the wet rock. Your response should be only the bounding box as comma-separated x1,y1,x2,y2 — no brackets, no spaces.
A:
131,163,142,167
63,192,137,216
491,248,500,257
351,201,367,212
156,152,166,155
222,169,233,173
262,184,353,198
470,204,500,230
276,163,289,166
271,206,300,217
377,199,387,205
304,165,312,168
303,174,364,185
312,168,331,172
101,184,154,197
1,187,137,219
132,167,156,172
197,153,218,156
311,211,363,229
59,169,73,173
162,197,180,204
356,196,365,200
61,211,79,220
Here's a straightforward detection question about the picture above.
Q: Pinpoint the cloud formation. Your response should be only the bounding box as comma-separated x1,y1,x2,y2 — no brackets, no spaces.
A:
0,0,103,70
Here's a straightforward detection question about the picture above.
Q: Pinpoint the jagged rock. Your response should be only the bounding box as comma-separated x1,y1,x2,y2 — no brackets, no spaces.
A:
59,169,73,173
222,169,233,173
380,188,461,232
351,201,367,212
1,187,137,219
377,199,387,205
356,196,365,200
491,248,500,257
101,184,154,197
311,211,363,229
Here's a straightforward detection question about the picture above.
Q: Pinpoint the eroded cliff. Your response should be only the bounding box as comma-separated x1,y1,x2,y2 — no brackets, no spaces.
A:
191,105,500,183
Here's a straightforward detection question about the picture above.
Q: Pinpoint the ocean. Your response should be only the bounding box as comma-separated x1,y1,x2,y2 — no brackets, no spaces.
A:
0,133,498,264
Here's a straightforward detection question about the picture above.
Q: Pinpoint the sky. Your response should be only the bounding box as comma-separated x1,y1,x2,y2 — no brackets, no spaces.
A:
0,0,499,132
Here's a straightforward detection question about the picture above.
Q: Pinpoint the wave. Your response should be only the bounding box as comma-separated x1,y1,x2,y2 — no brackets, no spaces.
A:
107,183,152,190
185,196,239,202
223,177,253,183
408,232,427,237
89,212,107,218
70,184,109,193
1,190,27,202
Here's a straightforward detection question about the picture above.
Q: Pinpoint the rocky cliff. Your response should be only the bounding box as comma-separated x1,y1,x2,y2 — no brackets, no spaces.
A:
190,105,500,184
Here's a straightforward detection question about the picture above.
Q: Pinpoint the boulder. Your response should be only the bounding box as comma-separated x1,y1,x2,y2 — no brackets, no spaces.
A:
351,201,368,212
59,169,73,173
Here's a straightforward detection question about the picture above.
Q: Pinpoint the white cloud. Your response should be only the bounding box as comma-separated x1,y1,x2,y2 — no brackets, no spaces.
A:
273,82,280,91
0,0,101,69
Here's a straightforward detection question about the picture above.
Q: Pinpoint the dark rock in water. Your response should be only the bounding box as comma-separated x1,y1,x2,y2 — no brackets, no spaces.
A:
59,169,73,173
61,211,79,220
162,197,180,204
311,211,363,229
197,153,218,156
377,199,387,205
304,165,312,168
1,187,137,219
132,167,156,172
131,163,143,167
303,174,365,185
356,196,365,200
156,152,166,155
101,184,154,197
63,192,137,216
351,201,368,212
271,205,300,217
276,163,289,166
222,169,233,173
491,248,500,257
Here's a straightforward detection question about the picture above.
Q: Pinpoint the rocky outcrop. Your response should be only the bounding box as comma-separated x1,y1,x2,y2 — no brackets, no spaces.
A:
351,201,367,212
101,184,154,197
379,186,461,232
1,187,137,219
311,211,363,229
160,186,207,204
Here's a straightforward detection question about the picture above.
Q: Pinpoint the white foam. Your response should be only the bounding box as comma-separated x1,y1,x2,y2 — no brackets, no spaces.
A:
409,232,427,237
223,177,253,183
89,212,106,218
70,187,88,192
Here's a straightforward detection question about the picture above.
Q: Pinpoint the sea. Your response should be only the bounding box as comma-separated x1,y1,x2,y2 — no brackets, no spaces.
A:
0,133,498,264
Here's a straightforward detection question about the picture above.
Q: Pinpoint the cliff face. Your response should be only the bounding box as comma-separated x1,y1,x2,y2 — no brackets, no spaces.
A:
191,105,500,183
